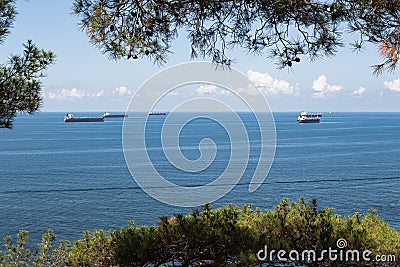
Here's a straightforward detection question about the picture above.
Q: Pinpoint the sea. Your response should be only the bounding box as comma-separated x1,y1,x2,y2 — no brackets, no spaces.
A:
0,112,399,245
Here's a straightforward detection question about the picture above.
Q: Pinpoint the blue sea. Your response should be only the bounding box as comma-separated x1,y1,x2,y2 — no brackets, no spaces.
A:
0,112,399,245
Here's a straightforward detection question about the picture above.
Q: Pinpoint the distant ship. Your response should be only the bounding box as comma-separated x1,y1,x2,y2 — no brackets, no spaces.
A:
103,112,127,118
64,113,104,122
297,111,322,123
148,111,167,116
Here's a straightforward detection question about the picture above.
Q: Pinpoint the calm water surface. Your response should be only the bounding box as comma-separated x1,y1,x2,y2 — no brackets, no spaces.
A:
0,112,399,244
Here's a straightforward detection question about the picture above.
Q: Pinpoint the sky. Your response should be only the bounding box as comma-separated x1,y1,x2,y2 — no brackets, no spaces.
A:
1,0,400,112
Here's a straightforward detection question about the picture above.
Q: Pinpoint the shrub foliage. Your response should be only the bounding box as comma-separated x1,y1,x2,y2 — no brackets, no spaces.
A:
1,198,399,266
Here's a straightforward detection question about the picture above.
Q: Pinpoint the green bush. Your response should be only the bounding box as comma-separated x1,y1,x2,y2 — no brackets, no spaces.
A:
1,198,399,266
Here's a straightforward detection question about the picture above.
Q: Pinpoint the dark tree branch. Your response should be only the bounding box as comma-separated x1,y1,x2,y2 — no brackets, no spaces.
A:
72,0,400,73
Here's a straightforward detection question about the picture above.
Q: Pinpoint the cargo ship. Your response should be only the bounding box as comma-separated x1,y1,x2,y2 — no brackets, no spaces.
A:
103,112,127,118
297,111,322,123
148,111,167,116
64,113,104,122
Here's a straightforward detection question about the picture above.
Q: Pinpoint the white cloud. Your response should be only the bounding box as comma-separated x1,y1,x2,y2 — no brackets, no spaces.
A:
196,84,217,95
48,88,86,99
195,84,229,96
312,75,343,98
113,86,132,96
90,90,104,97
247,70,299,96
384,79,400,92
352,87,366,97
237,85,260,96
48,88,104,100
247,70,274,87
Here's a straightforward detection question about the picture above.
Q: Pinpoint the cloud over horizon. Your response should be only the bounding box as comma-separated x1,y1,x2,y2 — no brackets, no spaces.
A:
247,70,299,96
352,87,366,97
384,79,400,92
195,84,230,96
312,75,343,98
113,86,132,96
47,88,105,100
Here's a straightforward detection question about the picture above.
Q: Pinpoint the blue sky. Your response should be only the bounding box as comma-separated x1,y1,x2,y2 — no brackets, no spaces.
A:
1,0,400,112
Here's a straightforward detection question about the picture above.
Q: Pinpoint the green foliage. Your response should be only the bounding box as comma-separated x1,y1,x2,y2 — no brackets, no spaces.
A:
0,0,16,44
0,40,55,129
73,0,400,73
0,1,55,129
0,230,69,267
0,230,32,267
1,198,399,266
65,230,112,266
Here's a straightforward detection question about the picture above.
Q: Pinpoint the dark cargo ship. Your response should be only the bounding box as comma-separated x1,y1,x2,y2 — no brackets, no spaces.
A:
64,114,104,122
103,112,127,118
148,111,167,116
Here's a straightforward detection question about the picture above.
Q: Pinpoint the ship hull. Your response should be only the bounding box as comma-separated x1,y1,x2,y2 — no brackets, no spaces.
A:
64,117,104,122
297,119,320,123
104,114,127,118
148,112,166,116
